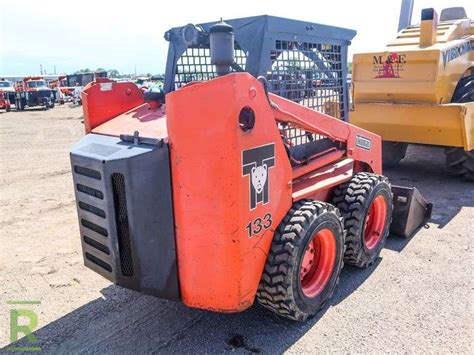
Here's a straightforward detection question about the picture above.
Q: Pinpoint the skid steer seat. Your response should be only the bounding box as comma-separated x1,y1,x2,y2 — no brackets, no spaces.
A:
289,138,338,163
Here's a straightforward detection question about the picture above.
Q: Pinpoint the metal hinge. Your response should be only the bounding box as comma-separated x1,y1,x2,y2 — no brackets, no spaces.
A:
119,131,164,147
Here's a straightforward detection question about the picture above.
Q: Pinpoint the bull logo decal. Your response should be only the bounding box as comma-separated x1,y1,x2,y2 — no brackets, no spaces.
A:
242,143,275,210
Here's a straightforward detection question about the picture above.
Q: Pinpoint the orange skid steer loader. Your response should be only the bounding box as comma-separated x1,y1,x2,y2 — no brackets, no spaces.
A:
70,17,431,321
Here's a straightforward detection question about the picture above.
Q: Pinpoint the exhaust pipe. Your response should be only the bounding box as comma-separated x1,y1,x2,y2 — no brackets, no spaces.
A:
209,20,235,76
420,8,439,47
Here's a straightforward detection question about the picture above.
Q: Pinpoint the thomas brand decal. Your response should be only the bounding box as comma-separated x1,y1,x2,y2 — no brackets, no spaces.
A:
242,143,275,210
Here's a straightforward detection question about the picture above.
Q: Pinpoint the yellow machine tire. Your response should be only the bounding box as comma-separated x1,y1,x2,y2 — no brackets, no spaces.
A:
382,141,408,168
445,148,474,182
445,74,474,181
451,75,474,103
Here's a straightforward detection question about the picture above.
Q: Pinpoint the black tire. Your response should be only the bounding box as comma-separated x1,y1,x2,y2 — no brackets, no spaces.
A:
444,74,474,181
445,147,474,181
382,141,408,168
256,200,345,322
6,106,11,112
451,75,474,103
333,172,393,268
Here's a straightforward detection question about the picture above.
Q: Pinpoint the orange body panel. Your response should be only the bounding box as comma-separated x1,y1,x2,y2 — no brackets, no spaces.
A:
82,78,144,132
166,73,293,311
292,158,354,201
92,103,168,139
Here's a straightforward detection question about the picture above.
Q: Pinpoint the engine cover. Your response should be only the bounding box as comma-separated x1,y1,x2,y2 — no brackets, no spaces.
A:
70,133,179,300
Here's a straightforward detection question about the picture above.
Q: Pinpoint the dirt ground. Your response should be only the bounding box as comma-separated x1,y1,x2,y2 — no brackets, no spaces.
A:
0,106,473,354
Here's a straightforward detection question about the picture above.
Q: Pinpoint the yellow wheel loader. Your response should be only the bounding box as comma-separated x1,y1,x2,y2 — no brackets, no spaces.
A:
350,1,473,181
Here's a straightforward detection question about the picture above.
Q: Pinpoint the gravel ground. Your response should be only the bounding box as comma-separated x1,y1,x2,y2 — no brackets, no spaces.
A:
0,106,473,354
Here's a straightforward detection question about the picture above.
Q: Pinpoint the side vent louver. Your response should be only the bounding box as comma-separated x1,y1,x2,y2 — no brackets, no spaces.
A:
77,184,104,199
85,252,112,272
74,165,101,180
81,219,108,237
74,163,111,274
79,201,106,218
83,235,110,255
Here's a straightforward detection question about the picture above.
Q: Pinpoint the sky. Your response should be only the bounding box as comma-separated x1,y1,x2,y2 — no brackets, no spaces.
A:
1,0,472,76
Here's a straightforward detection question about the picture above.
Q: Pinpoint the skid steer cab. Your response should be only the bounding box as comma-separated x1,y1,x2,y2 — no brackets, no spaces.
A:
70,17,431,321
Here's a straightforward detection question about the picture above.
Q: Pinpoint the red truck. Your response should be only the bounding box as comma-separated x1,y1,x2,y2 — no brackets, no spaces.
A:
0,79,15,111
0,92,11,112
14,76,55,110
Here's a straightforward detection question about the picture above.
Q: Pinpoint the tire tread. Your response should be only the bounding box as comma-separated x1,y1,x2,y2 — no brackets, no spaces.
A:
333,172,392,268
256,200,344,322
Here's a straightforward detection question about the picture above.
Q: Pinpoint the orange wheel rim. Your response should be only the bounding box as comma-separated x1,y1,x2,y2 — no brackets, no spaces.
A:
363,195,388,250
300,229,336,298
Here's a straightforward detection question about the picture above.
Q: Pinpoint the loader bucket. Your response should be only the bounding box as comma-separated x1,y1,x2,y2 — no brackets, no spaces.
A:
390,186,433,238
